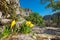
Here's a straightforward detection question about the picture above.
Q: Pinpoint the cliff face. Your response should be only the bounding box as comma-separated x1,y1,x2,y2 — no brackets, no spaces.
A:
0,0,21,25
0,0,20,18
8,0,20,14
6,0,20,6
43,15,52,20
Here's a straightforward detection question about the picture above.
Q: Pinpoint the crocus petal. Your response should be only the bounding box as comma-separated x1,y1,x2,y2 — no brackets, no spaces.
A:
11,20,16,28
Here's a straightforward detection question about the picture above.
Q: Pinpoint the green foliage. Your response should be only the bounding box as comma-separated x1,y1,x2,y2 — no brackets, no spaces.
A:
20,23,31,34
40,0,60,11
24,13,44,26
2,25,11,38
0,25,19,38
0,25,11,39
0,32,3,39
13,25,19,34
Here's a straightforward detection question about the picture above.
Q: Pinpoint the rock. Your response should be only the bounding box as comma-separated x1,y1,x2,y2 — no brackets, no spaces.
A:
0,28,3,32
1,19,11,24
0,11,2,18
6,0,10,4
11,34,36,40
16,17,26,27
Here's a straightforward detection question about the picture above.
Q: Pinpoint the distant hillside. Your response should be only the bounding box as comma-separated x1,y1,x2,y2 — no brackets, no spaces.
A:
52,12,60,21
52,12,60,26
43,12,60,27
43,15,52,20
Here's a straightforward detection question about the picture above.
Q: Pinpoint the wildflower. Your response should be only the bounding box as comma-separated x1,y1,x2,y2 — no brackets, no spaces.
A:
11,20,16,28
26,21,34,28
28,21,31,24
26,21,31,26
30,24,34,28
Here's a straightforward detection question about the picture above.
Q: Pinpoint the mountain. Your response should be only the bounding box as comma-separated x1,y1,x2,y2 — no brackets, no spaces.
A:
43,15,52,20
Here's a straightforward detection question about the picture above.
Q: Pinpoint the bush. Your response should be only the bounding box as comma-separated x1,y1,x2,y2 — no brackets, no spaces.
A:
24,13,44,26
20,23,31,34
20,21,34,34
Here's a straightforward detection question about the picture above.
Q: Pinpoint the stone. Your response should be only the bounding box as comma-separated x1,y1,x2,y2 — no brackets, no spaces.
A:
6,0,10,4
1,19,11,24
0,12,2,18
11,34,35,40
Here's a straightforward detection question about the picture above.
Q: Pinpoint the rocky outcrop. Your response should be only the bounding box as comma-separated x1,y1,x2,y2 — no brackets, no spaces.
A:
8,0,20,15
0,0,20,18
1,19,11,24
43,15,52,20
0,0,21,23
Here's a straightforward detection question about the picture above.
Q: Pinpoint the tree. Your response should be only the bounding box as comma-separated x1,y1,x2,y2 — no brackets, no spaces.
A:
40,0,60,27
24,12,44,26
41,0,60,11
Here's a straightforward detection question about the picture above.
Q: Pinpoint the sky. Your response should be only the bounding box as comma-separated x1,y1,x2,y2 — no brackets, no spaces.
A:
20,0,53,16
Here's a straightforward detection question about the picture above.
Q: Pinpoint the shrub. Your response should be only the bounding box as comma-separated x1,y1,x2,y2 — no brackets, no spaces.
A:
20,21,34,34
20,23,31,34
24,13,44,26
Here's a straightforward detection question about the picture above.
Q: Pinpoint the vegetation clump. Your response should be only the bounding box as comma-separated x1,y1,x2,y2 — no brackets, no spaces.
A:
24,13,44,26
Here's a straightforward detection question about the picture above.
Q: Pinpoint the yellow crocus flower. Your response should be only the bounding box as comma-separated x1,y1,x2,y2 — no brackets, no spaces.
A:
26,21,31,26
28,21,31,24
30,24,34,28
26,21,34,28
26,21,29,25
11,20,16,28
